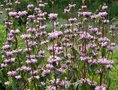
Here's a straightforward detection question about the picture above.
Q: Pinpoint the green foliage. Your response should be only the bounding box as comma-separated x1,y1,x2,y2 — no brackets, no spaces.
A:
1,0,118,18
0,25,5,47
109,49,118,90
109,1,118,18
0,0,118,90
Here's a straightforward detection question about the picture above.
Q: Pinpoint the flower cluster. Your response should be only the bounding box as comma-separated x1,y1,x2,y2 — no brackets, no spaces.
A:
0,1,116,90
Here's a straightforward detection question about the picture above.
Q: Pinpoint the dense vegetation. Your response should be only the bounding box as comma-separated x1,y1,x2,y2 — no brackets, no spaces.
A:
0,0,118,18
0,0,118,90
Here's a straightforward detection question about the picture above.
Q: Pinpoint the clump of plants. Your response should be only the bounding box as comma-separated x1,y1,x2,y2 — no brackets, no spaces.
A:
0,0,117,90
